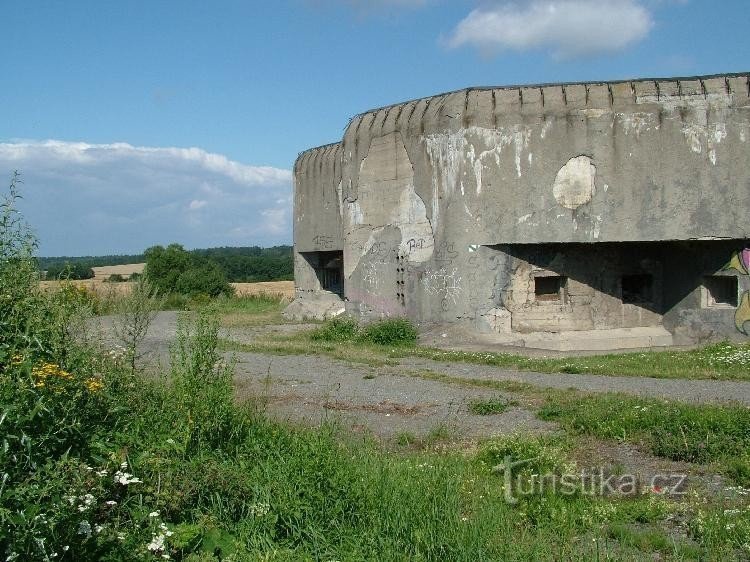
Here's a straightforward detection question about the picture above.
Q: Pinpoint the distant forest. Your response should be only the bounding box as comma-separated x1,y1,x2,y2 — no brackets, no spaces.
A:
39,245,294,282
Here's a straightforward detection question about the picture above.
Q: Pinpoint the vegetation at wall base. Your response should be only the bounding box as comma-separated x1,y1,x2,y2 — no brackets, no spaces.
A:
310,317,418,347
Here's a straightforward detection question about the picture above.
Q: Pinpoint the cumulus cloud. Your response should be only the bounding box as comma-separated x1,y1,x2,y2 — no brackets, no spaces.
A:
0,140,292,255
448,0,654,58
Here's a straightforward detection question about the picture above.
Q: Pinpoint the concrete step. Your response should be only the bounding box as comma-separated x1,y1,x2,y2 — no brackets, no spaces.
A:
518,326,674,352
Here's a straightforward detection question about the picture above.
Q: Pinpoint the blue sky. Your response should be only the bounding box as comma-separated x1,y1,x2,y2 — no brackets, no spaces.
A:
1,0,747,255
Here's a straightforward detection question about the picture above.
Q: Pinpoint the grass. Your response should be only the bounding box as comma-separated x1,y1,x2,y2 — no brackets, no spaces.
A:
468,396,516,415
226,319,750,380
410,342,750,381
539,393,750,485
208,292,289,327
310,316,418,347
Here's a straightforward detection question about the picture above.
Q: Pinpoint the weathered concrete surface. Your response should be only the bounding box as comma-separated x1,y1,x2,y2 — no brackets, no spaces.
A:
290,73,750,347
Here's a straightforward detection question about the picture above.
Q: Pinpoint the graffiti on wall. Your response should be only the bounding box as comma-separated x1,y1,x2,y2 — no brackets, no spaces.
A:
725,249,750,335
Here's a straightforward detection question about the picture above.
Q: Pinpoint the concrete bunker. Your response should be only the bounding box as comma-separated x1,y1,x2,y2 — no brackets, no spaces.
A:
287,72,750,350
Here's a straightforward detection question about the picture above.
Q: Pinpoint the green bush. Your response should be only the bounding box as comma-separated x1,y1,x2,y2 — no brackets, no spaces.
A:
310,317,419,347
144,243,233,298
360,317,418,346
309,316,360,342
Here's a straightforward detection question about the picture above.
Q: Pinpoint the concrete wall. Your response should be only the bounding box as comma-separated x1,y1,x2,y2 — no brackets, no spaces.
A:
290,73,750,343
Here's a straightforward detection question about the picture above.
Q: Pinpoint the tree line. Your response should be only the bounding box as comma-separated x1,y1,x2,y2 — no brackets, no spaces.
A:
38,245,293,282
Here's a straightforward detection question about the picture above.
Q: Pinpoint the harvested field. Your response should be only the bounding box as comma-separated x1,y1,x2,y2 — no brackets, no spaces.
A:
231,280,295,299
39,279,296,300
91,263,145,280
39,279,133,296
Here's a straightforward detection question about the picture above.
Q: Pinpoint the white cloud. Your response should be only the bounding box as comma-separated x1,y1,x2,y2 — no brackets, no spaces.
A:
448,0,653,58
0,140,293,255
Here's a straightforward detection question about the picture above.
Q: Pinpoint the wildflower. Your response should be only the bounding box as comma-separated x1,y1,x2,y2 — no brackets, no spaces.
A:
77,520,92,538
114,470,142,485
105,500,117,506
84,377,104,392
250,502,270,517
149,511,160,518
147,533,166,552
96,469,108,477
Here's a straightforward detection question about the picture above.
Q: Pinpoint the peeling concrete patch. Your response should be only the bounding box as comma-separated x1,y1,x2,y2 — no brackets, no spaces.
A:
552,156,597,209
345,132,434,277
682,122,727,165
616,112,657,138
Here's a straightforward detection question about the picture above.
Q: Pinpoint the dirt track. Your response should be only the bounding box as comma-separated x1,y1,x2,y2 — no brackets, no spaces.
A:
96,312,750,443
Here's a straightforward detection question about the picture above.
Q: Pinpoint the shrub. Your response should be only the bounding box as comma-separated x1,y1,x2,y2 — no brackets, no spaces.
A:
360,318,418,346
145,243,233,298
310,317,419,347
310,316,360,342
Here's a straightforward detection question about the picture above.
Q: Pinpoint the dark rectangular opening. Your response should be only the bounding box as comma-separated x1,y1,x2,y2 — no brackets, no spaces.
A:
622,274,653,304
315,250,343,295
704,275,738,307
534,276,566,302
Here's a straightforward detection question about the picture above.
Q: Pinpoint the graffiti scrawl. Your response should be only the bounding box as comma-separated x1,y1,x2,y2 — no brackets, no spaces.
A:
724,248,750,335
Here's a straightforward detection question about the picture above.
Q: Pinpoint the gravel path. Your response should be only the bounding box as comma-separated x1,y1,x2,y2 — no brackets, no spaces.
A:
94,312,750,441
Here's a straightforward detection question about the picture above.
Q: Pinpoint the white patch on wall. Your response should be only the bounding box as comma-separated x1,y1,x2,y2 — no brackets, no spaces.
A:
336,181,343,218
616,112,656,138
517,213,533,224
552,156,597,210
681,122,727,165
635,93,732,113
346,199,363,225
423,125,533,200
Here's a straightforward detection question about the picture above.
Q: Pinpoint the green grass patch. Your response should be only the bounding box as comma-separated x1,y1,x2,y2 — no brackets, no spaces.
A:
238,326,750,381
310,316,418,347
411,341,750,381
468,396,516,415
539,393,750,484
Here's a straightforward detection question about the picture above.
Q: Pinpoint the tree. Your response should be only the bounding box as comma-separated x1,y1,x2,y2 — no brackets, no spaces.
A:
143,243,191,294
144,243,232,297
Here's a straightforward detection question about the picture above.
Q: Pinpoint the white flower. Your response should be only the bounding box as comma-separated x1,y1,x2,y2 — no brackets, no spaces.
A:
96,469,108,477
113,470,142,485
94,524,105,534
77,520,92,538
149,511,160,518
147,533,166,552
105,500,117,506
249,502,270,517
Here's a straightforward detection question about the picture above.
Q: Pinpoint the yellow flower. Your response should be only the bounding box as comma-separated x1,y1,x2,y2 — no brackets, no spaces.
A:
84,378,104,393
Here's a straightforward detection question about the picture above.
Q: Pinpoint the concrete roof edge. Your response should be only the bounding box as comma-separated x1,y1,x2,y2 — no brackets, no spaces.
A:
352,71,750,121
296,142,342,159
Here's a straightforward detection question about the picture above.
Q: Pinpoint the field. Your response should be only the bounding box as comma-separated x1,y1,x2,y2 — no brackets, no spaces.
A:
39,279,295,299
